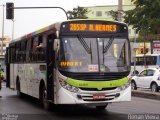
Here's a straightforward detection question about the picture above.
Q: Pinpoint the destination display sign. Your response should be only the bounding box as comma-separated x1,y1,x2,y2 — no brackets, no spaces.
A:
60,20,128,34
69,23,117,32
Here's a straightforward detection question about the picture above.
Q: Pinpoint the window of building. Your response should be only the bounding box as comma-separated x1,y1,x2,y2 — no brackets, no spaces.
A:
96,11,102,17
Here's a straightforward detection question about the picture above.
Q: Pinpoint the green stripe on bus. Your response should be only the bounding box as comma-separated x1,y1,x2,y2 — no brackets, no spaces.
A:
66,77,128,90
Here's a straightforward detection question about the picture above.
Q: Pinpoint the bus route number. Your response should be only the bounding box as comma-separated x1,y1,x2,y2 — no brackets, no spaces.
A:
70,24,87,31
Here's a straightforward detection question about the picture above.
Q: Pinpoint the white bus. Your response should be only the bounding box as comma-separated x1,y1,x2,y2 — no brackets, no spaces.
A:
6,20,131,110
131,54,160,74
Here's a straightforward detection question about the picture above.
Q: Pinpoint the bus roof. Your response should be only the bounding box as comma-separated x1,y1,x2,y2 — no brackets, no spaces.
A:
10,22,62,44
10,19,127,44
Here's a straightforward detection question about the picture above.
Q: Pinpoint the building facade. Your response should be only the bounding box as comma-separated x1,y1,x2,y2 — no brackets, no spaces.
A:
0,36,11,55
85,0,136,40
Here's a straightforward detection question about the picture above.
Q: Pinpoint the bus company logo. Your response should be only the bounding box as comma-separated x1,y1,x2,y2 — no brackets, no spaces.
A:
60,61,82,67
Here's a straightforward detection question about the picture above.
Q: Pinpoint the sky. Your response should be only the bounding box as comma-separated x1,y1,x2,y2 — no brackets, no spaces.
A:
0,0,118,39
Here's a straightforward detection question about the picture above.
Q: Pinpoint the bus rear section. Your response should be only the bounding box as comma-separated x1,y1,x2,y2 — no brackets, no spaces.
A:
131,54,160,74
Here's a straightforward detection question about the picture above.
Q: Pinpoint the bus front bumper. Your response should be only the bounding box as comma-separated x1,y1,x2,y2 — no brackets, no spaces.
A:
55,86,131,105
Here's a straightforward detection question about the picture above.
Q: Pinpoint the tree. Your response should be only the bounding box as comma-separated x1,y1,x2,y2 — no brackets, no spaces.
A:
67,6,89,19
108,10,119,21
124,0,160,34
108,10,124,21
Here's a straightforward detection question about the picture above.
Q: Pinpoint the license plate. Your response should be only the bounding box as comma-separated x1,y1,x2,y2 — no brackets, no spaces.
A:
93,94,105,100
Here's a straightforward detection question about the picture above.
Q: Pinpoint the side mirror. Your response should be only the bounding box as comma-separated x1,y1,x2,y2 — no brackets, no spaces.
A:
54,39,60,51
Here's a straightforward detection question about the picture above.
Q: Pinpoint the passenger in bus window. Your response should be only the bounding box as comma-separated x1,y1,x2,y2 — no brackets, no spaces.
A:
36,43,44,61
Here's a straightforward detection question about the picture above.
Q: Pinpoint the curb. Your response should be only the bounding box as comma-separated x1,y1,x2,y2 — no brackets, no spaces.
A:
132,90,160,100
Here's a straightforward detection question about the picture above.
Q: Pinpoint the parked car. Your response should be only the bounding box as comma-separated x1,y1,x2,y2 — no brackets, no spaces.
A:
131,68,160,92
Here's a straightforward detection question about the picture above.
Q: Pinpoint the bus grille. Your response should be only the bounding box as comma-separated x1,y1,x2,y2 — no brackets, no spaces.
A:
78,93,119,101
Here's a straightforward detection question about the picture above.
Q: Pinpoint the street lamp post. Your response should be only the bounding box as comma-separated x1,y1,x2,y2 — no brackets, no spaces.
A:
133,31,137,75
133,30,140,75
144,32,146,68
0,4,5,55
118,0,123,22
12,19,15,41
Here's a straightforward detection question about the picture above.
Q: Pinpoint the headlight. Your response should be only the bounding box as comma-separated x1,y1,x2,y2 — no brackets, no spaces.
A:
117,81,130,91
59,78,79,93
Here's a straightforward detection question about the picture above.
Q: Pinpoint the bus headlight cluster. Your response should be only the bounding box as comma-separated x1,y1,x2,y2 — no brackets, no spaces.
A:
59,79,79,93
117,81,130,91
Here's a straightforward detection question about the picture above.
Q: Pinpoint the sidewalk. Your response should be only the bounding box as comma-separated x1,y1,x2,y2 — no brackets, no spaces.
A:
132,90,160,100
0,82,17,98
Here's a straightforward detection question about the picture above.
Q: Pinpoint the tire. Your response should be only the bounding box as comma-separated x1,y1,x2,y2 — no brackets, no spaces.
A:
151,83,158,92
96,104,108,110
16,80,23,98
40,85,50,110
131,81,137,90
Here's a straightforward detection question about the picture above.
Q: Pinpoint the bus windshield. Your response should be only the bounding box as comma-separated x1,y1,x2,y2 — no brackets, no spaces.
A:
59,37,130,73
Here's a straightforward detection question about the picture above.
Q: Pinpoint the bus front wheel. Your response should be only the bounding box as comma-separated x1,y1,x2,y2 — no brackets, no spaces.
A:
40,85,50,110
16,80,23,97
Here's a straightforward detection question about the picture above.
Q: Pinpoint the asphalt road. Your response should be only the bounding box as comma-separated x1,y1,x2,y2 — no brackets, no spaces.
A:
0,82,160,120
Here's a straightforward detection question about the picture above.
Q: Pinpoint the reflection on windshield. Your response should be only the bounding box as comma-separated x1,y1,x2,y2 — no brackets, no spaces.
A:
59,37,129,73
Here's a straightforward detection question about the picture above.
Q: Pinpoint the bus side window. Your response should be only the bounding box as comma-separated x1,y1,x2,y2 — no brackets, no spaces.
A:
42,34,46,60
15,43,17,62
13,45,16,63
10,45,16,63
28,38,33,62
26,40,30,62
24,40,27,62
36,35,45,61
16,42,21,62
33,37,39,61
21,40,27,62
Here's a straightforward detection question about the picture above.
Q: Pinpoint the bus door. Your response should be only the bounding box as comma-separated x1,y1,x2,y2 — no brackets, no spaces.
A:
6,47,10,87
46,34,55,101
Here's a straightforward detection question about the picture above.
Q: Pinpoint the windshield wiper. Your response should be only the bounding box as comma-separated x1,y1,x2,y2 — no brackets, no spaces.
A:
102,37,114,65
103,37,114,53
77,35,93,64
77,35,91,54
